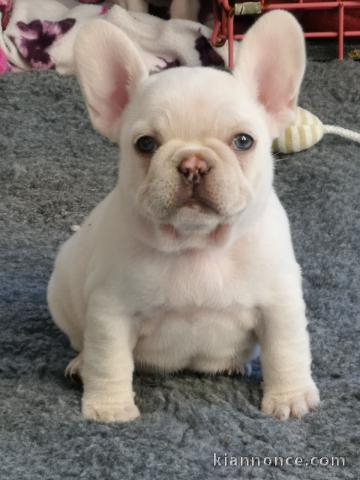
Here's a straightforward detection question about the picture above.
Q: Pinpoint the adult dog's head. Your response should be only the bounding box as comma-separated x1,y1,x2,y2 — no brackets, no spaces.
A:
75,11,305,252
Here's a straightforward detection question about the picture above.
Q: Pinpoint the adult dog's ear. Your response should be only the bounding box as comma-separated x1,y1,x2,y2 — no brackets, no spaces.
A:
74,20,148,142
235,11,305,138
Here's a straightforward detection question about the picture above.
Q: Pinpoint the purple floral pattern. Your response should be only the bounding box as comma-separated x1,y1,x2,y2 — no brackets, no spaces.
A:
14,18,76,69
195,34,225,68
154,56,181,72
0,0,13,30
100,5,109,15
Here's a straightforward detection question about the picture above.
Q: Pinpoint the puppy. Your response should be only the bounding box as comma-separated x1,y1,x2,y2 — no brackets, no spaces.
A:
48,11,320,423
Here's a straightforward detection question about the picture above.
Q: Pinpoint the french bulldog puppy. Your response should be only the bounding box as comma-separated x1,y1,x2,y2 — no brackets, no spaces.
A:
48,11,320,423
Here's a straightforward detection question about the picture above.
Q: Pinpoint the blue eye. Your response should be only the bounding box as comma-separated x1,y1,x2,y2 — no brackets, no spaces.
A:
135,135,158,154
232,133,254,151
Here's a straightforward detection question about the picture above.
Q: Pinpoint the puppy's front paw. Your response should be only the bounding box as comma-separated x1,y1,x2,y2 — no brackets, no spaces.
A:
262,384,320,420
82,399,140,423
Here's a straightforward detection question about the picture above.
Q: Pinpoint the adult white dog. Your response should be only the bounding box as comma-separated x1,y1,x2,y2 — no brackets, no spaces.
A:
48,11,320,422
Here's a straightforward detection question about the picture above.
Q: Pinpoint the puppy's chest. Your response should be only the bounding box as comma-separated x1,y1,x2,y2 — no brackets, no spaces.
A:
128,251,259,371
126,250,256,312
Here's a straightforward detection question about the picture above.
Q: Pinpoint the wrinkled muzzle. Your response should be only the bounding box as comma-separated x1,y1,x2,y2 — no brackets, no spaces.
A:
135,144,252,233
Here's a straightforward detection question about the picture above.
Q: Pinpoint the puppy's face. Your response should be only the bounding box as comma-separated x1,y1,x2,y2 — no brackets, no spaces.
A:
119,67,272,247
75,12,305,251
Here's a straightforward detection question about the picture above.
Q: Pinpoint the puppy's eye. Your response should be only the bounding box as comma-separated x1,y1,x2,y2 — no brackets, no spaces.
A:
135,135,158,155
232,133,254,151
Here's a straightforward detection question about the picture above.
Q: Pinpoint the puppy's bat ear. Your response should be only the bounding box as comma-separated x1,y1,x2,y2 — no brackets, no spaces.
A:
234,11,305,138
74,20,148,142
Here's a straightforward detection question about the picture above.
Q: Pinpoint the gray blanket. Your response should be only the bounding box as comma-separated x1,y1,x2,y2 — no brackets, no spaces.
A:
0,62,359,479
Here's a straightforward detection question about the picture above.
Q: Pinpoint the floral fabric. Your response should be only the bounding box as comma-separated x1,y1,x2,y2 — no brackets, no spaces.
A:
0,0,226,76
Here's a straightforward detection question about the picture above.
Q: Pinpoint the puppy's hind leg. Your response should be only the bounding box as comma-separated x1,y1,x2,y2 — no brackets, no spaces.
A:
65,352,83,380
47,273,84,352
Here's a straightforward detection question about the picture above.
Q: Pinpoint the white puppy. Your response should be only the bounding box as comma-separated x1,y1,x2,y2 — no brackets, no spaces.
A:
48,11,320,423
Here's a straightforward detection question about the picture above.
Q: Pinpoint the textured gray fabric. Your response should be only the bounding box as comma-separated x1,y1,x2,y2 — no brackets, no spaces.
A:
0,62,359,480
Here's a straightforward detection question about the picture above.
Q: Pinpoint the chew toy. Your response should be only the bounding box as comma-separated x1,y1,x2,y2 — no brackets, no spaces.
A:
273,107,360,153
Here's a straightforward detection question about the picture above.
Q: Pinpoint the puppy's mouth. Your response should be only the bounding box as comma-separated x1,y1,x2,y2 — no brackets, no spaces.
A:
180,196,218,214
138,180,246,242
176,182,221,213
157,194,226,239
160,221,230,242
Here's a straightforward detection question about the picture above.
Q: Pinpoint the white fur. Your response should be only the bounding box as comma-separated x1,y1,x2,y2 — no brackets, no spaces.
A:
48,12,319,422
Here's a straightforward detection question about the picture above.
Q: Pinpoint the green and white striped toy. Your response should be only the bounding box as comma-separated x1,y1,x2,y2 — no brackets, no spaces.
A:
273,107,360,153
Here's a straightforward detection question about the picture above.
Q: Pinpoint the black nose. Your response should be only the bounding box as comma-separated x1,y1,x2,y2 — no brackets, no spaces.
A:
177,155,211,185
